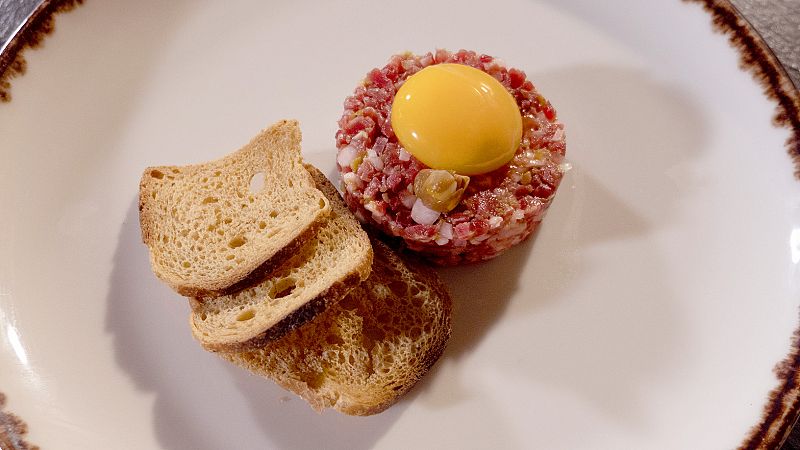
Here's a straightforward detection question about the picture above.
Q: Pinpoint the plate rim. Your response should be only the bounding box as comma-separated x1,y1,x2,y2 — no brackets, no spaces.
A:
681,1,800,448
1,0,799,448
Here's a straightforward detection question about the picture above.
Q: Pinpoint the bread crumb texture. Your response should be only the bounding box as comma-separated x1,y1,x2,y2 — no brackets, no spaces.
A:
138,120,330,296
224,239,452,415
190,165,373,351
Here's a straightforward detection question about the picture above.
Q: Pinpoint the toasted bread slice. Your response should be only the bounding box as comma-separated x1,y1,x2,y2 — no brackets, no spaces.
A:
190,165,373,352
139,120,330,297
222,238,452,415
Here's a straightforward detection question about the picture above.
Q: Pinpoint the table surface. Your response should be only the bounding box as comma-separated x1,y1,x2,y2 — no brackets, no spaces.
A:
1,0,799,448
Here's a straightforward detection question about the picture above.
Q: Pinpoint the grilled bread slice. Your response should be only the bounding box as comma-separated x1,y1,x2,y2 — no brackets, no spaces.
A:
190,165,373,352
139,120,330,298
222,238,452,415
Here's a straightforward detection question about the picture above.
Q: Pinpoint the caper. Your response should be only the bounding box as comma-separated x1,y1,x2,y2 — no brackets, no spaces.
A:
413,169,470,213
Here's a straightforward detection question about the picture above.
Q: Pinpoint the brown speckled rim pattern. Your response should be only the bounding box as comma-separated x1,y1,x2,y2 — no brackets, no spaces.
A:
684,0,800,180
0,0,82,102
0,393,38,450
677,3,800,448
1,0,800,448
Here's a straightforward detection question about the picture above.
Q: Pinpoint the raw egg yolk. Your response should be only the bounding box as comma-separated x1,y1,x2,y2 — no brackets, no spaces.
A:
391,63,522,175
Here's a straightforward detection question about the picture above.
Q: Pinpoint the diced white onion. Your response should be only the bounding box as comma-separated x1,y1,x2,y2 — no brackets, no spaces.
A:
364,201,380,216
342,172,362,190
411,198,440,225
398,149,411,161
552,127,565,142
488,216,503,228
559,162,573,173
512,209,525,221
439,222,453,239
367,149,384,170
337,145,358,168
435,236,450,246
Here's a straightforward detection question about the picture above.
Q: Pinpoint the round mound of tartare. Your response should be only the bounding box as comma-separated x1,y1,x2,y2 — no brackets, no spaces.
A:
335,49,567,265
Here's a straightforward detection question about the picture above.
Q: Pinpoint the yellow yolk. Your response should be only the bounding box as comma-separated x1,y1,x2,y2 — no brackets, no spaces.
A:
391,63,523,175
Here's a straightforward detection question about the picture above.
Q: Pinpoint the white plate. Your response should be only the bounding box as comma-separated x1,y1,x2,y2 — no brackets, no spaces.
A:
1,0,799,448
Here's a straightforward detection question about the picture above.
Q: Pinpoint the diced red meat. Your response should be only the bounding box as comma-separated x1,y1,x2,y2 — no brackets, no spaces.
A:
336,49,567,265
